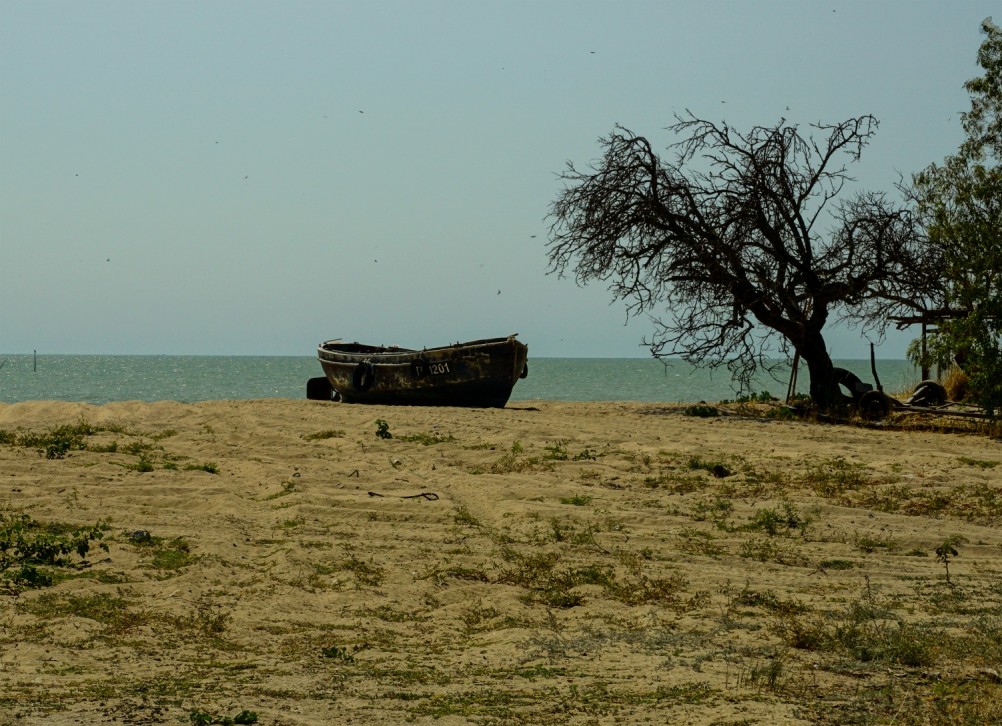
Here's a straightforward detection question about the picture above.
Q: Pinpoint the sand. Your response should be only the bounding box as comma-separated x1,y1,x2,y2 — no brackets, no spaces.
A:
1,398,1001,725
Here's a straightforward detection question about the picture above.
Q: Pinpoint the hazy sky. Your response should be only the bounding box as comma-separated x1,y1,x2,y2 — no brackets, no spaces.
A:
1,1,995,357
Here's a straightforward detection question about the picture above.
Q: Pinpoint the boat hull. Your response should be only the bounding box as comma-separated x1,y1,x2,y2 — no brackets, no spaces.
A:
316,336,528,408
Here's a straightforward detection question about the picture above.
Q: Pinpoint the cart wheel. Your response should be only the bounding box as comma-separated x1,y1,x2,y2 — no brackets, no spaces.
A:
306,377,333,401
859,390,891,420
908,379,947,407
833,367,873,401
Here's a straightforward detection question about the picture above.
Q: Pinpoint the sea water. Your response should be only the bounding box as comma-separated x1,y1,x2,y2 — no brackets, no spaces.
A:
0,354,922,405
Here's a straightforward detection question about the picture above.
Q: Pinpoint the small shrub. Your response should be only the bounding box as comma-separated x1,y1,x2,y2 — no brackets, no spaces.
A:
23,592,150,633
804,456,871,497
184,462,219,474
743,652,786,690
745,501,812,537
958,456,999,469
320,644,355,663
338,552,385,588
375,419,392,439
453,505,481,527
817,559,856,571
943,365,968,401
126,531,196,572
543,441,569,460
684,404,718,418
189,709,259,725
0,513,110,594
687,455,731,478
689,498,734,529
127,455,156,472
675,527,724,558
398,431,455,445
122,440,155,456
151,541,195,571
303,429,346,441
936,535,968,585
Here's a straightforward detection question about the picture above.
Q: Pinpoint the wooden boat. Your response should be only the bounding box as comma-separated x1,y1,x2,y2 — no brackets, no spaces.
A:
308,335,528,407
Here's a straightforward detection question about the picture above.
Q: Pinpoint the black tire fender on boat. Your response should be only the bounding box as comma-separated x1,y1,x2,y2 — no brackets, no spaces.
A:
859,390,892,420
519,362,528,379
352,361,376,392
306,376,333,401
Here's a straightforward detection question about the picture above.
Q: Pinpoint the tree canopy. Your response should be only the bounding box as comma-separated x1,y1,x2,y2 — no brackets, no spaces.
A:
546,113,928,408
909,17,1002,417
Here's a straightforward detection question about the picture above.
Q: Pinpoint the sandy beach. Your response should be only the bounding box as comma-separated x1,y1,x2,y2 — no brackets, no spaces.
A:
1,398,1001,725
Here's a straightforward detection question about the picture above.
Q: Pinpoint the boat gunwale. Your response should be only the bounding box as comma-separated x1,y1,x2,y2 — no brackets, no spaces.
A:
317,336,523,361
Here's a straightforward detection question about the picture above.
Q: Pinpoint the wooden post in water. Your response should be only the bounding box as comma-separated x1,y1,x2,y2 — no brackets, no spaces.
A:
33,350,37,372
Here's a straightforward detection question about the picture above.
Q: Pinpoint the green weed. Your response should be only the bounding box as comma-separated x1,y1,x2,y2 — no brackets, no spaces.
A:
687,455,732,478
189,708,258,725
804,456,872,496
453,505,482,527
743,501,813,537
0,513,110,594
20,592,152,634
320,644,355,663
543,441,569,460
334,550,385,588
398,431,456,445
303,429,346,441
683,404,719,417
126,531,196,573
184,462,219,474
675,527,724,558
957,456,999,469
126,454,156,472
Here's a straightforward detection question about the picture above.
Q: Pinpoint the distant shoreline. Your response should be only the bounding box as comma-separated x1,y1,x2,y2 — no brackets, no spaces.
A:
0,356,922,407
0,353,911,361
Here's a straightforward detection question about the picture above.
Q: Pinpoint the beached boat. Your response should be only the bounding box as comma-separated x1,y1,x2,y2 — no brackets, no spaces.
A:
308,335,528,407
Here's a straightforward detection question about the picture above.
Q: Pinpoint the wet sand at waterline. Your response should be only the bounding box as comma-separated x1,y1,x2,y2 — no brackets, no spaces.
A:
1,399,1000,724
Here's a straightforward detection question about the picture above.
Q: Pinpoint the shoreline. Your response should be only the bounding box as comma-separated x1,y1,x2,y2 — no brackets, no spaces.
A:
0,357,924,409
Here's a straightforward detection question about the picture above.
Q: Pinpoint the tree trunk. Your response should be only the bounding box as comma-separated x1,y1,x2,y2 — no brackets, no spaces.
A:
797,331,841,410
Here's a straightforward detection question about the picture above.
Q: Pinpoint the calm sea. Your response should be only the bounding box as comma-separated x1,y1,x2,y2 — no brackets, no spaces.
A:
0,354,921,405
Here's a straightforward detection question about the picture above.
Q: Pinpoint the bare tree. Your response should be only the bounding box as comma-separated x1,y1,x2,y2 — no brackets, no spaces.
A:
546,113,933,408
